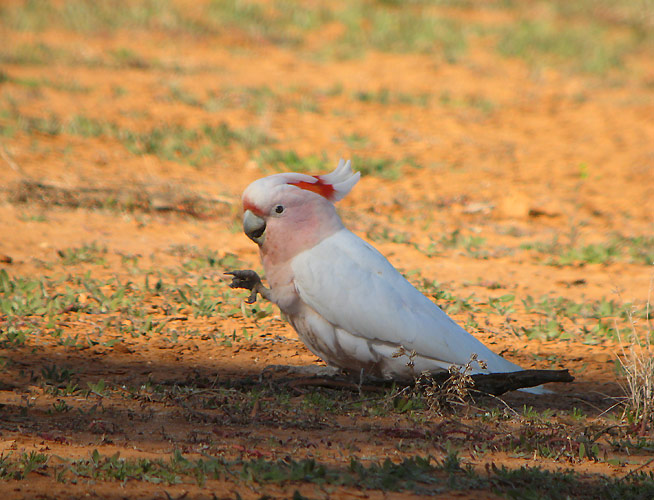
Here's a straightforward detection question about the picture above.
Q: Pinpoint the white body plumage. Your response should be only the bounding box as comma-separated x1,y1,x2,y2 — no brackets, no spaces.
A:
289,228,522,379
236,160,536,387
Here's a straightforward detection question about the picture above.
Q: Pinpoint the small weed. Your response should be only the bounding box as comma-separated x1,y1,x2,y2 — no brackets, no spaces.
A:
420,280,479,314
87,379,108,397
522,319,567,341
41,364,75,387
487,294,515,316
426,229,487,258
57,242,107,265
50,399,71,413
413,354,481,415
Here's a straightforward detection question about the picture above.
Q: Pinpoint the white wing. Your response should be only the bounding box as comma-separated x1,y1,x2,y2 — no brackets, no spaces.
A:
291,229,522,374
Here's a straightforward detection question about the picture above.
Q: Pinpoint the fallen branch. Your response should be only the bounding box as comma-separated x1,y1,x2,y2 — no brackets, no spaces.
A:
431,370,574,396
271,368,574,396
449,369,574,396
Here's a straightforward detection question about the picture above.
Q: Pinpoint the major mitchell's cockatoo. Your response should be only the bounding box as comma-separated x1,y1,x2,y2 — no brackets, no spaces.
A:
227,160,529,382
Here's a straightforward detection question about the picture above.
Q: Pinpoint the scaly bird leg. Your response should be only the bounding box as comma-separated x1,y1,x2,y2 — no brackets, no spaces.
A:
225,270,272,304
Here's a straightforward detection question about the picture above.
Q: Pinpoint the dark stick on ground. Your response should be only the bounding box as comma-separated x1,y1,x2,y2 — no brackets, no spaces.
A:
448,368,574,395
268,369,574,396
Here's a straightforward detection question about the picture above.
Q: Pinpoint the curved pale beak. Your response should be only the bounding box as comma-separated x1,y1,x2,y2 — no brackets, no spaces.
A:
243,210,266,245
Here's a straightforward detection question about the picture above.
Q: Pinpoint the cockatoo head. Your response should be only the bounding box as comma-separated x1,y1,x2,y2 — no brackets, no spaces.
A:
240,159,360,262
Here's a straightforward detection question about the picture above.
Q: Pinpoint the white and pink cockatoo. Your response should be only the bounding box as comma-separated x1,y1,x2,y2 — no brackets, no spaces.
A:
227,159,529,382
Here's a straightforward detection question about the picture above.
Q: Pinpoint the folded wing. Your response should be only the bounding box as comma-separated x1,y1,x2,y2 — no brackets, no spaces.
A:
291,229,521,374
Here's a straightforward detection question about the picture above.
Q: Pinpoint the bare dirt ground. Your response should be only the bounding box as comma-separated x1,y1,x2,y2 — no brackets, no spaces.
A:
1,1,654,498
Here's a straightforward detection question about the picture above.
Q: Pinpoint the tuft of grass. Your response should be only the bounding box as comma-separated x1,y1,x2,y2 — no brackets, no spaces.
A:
616,279,654,429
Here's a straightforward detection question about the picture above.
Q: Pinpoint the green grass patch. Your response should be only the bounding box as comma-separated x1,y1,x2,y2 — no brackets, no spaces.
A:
496,19,638,74
0,42,68,66
0,270,81,318
522,235,654,266
4,74,90,93
258,151,408,180
0,0,204,34
258,149,329,173
57,242,107,266
6,110,275,165
334,2,468,61
207,0,331,48
2,449,654,498
354,156,405,180
426,229,488,259
353,88,431,107
120,121,275,159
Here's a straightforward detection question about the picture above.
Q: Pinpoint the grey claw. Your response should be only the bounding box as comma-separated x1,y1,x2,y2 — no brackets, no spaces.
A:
245,290,258,304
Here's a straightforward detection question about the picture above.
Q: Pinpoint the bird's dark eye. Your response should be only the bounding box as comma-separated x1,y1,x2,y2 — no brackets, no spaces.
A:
274,205,284,214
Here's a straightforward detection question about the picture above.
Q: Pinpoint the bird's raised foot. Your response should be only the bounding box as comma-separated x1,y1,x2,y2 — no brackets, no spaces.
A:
225,269,265,304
